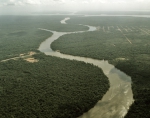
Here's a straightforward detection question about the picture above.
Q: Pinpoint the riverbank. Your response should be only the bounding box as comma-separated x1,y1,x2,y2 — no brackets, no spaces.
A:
52,16,150,118
0,15,110,118
39,17,133,118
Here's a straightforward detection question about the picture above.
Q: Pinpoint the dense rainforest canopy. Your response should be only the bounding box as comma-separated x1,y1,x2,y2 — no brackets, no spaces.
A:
52,16,150,118
0,15,88,60
0,15,109,118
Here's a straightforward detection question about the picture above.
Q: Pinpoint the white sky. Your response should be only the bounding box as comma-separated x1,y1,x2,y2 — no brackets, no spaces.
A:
0,0,150,14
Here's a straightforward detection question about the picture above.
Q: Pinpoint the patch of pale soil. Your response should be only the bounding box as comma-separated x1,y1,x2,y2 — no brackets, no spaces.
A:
1,57,20,62
116,58,129,61
28,51,36,56
24,58,39,63
20,54,25,56
1,52,37,62
117,26,122,31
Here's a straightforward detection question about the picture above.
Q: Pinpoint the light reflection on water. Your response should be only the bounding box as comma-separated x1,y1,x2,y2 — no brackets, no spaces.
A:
38,18,134,118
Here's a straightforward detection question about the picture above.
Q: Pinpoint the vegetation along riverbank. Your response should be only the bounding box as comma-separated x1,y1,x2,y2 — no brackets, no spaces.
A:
51,16,150,118
0,15,109,118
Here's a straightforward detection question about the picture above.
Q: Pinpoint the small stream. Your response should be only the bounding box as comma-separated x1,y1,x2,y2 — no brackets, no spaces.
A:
38,17,134,118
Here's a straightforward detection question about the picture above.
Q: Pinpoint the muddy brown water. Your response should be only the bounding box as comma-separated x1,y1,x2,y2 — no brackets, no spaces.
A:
38,18,134,118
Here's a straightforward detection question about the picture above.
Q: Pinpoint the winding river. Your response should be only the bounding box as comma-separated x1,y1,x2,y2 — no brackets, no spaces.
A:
38,17,134,118
60,17,70,24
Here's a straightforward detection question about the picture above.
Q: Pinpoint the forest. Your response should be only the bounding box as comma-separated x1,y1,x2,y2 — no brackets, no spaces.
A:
0,53,109,118
51,16,150,118
77,11,150,15
0,16,109,118
0,15,88,60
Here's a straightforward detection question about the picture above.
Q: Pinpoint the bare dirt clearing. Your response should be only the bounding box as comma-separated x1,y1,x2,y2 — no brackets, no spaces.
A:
115,58,129,61
1,51,38,63
24,58,39,63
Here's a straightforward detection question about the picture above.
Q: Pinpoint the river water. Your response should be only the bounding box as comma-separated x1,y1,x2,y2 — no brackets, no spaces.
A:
60,17,70,24
38,18,134,118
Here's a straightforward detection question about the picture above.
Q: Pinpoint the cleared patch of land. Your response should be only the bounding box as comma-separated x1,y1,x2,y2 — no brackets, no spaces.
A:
24,58,39,63
1,52,37,63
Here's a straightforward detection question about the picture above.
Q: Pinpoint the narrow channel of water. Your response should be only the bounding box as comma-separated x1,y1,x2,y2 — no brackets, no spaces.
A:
60,17,70,24
38,18,134,118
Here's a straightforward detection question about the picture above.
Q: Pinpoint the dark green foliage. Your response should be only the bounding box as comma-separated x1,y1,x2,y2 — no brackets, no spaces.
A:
68,16,150,27
8,31,27,36
51,27,150,60
0,29,52,60
0,54,109,118
0,16,88,60
52,16,150,118
51,31,129,60
0,16,109,118
114,59,150,118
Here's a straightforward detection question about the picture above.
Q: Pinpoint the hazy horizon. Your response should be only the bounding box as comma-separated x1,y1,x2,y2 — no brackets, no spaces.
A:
0,0,150,15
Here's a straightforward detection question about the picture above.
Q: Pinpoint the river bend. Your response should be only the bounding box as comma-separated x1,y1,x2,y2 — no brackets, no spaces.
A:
38,17,134,118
